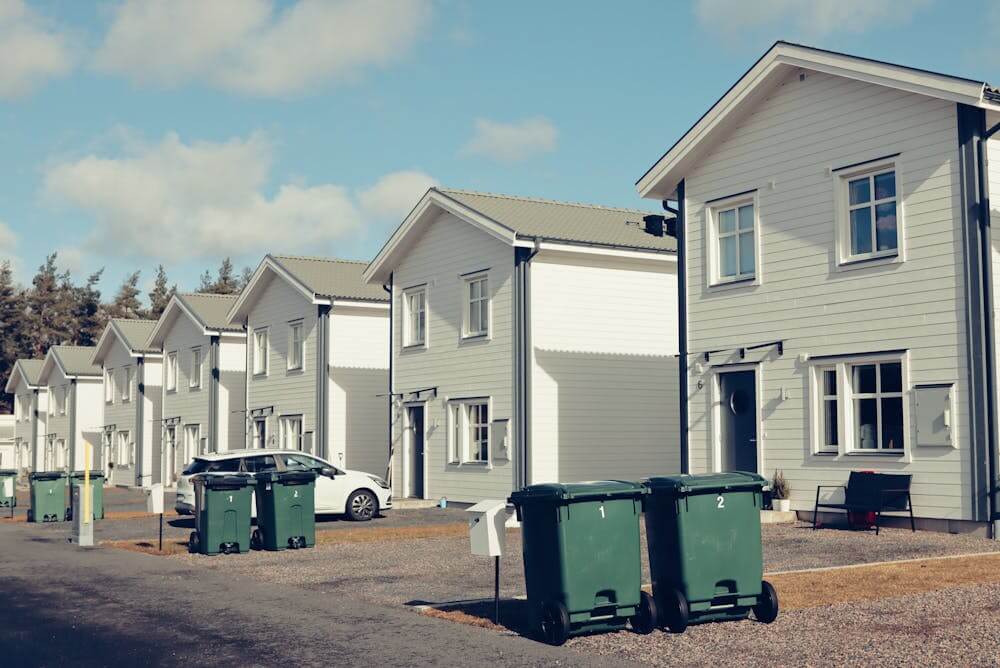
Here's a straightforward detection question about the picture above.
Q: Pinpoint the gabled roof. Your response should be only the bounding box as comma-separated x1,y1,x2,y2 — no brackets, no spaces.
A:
228,255,388,322
92,319,161,365
364,187,675,283
147,293,244,347
637,40,1000,200
4,359,45,393
39,345,102,384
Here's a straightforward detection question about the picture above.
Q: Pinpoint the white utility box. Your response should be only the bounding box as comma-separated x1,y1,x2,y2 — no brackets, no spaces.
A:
467,499,510,557
146,483,164,514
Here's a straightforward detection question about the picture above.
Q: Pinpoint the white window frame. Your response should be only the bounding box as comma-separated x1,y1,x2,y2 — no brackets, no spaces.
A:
447,398,491,465
811,365,841,455
287,321,304,371
190,347,202,389
184,424,200,459
809,353,910,458
116,430,133,467
279,415,304,451
835,158,904,268
706,191,761,289
59,386,66,415
121,367,132,402
252,416,268,449
403,286,427,348
462,274,490,339
253,328,269,377
166,352,178,392
105,369,114,404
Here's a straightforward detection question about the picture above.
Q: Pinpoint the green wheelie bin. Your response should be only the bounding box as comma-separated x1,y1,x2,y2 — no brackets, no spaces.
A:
643,472,778,632
0,469,17,508
188,474,253,555
28,471,67,522
251,470,316,551
509,481,655,646
66,471,105,521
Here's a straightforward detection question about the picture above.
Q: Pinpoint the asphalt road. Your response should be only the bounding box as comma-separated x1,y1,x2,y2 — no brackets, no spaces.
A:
0,522,617,667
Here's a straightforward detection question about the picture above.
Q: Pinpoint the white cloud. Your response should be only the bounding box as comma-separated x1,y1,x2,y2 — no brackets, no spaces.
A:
0,221,17,252
54,246,85,275
0,0,73,98
694,0,930,35
42,131,433,263
461,117,558,163
358,170,437,220
94,0,432,95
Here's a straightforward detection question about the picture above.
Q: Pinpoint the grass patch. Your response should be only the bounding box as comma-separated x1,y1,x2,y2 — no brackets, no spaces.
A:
314,522,468,545
104,538,190,556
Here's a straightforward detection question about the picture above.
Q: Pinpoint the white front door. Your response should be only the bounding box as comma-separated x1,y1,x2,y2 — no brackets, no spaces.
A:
183,425,199,470
163,426,177,485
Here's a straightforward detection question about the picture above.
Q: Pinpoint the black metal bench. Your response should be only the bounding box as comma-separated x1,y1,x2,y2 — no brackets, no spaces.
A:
812,471,915,535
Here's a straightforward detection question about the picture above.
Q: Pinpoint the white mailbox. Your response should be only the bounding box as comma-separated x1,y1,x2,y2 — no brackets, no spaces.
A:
0,476,12,499
467,499,509,557
146,483,164,514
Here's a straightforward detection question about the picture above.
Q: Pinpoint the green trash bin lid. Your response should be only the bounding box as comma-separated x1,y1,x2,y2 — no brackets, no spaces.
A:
644,472,767,497
29,471,66,481
0,469,17,476
255,470,316,485
69,471,105,481
198,474,252,490
510,480,646,505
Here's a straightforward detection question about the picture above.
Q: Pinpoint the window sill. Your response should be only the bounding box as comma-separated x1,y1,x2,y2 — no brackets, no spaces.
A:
708,276,758,292
447,461,492,469
813,451,838,457
188,386,201,392
252,373,269,380
460,333,490,344
836,251,900,272
845,450,905,457
402,343,427,352
286,367,304,376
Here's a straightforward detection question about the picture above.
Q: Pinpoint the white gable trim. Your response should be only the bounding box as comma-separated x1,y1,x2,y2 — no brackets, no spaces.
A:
331,299,390,310
363,188,518,284
530,240,678,263
637,41,997,200
4,362,39,394
93,321,161,365
148,294,228,346
227,255,324,324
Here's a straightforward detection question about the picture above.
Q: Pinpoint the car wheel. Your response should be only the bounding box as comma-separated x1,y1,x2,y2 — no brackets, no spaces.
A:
346,489,378,521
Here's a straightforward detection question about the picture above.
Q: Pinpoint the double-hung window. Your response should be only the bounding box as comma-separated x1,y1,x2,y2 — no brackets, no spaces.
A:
190,348,202,389
288,321,304,371
464,275,489,338
710,197,757,285
252,417,268,449
105,369,114,403
121,367,132,402
166,352,177,392
847,169,897,258
448,400,490,464
811,356,906,455
59,387,66,415
253,329,269,376
404,288,426,347
116,430,133,467
280,415,303,450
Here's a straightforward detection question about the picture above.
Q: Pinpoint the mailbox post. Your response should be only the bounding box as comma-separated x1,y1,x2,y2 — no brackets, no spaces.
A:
146,483,165,551
467,499,511,624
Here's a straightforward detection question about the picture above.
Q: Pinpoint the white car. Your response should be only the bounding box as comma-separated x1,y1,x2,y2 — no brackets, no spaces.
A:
175,449,392,521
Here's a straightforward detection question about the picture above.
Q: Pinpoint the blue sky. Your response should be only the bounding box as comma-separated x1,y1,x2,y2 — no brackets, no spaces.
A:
0,0,996,298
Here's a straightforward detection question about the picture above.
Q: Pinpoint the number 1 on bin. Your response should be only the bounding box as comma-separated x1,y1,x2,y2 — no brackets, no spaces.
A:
599,504,605,518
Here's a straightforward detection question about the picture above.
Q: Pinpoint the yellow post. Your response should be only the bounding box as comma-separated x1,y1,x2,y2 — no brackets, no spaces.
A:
84,441,91,525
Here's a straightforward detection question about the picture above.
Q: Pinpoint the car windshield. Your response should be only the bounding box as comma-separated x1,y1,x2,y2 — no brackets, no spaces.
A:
182,458,240,475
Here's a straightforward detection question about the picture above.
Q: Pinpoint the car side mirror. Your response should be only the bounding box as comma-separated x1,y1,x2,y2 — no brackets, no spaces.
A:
320,466,336,478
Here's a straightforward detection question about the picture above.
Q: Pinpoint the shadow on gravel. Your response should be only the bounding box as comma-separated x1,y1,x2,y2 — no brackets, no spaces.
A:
417,598,536,638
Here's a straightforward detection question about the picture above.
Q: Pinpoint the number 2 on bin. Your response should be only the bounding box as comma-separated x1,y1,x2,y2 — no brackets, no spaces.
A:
716,494,725,509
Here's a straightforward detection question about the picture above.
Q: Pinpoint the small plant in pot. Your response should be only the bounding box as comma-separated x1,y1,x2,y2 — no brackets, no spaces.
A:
771,470,790,512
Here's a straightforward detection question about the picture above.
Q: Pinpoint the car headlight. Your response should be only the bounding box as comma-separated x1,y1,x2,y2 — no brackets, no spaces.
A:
367,475,390,490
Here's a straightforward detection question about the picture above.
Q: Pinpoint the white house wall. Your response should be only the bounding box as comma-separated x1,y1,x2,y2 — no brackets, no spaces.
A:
12,379,46,473
529,251,680,483
682,69,971,519
141,358,162,487
330,305,389,477
218,336,247,451
391,210,515,502
74,380,103,471
245,274,319,452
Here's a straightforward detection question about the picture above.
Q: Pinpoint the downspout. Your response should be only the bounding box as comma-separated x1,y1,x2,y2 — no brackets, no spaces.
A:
209,335,220,453
136,357,145,487
31,389,39,471
670,179,690,474
69,379,77,470
384,275,394,484
242,318,250,449
514,240,540,489
980,117,998,528
316,304,331,460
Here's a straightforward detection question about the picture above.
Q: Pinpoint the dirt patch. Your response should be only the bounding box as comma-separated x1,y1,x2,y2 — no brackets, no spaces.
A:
421,607,506,631
104,538,190,556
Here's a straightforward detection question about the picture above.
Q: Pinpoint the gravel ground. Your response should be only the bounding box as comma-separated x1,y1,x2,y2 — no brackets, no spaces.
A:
569,582,1000,666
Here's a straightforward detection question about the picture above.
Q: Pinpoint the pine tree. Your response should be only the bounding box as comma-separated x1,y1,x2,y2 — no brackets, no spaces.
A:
71,269,105,346
108,271,143,319
0,261,22,413
239,265,254,290
147,264,174,319
24,254,67,356
198,257,240,294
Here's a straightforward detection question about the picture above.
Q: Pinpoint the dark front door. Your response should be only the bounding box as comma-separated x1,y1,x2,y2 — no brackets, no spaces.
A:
719,370,758,472
408,406,425,498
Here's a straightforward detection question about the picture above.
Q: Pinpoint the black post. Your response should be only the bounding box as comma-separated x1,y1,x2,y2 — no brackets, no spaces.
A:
158,513,163,552
494,555,500,624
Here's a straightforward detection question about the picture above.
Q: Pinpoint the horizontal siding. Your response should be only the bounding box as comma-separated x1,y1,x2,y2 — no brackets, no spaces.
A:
101,340,139,485
161,313,212,460
530,252,681,483
392,210,514,502
683,69,971,520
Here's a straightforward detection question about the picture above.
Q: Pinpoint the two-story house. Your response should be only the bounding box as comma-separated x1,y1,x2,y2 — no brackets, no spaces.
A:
37,346,103,472
92,319,162,488
364,187,680,503
227,255,390,475
636,41,1000,534
147,293,246,486
5,359,47,472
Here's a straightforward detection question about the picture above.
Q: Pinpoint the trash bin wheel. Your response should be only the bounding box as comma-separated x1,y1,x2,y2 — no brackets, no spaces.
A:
537,600,571,646
661,589,689,634
753,580,779,624
188,531,200,554
250,529,262,551
26,508,32,522
631,591,657,635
